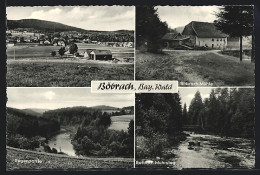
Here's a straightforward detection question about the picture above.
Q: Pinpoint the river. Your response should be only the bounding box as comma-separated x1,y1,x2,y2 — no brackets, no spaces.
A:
47,128,77,157
174,132,255,169
137,132,255,169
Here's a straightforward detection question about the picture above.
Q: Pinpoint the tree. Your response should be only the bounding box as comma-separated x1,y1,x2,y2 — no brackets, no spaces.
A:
214,6,254,62
69,43,78,54
136,6,168,53
58,47,66,57
188,91,204,128
51,51,56,57
182,103,188,125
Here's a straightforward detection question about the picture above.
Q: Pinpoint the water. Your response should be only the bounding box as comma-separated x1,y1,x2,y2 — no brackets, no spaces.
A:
137,132,255,169
174,132,255,169
47,129,76,157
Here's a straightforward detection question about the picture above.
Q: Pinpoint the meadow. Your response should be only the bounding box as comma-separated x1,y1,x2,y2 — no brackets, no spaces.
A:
7,43,134,87
7,146,133,169
109,115,134,131
7,61,134,87
7,43,134,59
136,50,255,86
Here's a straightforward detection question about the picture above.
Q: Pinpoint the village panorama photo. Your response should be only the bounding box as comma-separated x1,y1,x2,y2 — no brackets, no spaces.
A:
6,6,135,87
6,88,134,169
136,6,254,87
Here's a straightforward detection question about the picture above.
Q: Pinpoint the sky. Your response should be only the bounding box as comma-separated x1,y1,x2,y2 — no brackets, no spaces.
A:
178,88,212,109
157,6,221,29
7,88,134,110
6,6,135,31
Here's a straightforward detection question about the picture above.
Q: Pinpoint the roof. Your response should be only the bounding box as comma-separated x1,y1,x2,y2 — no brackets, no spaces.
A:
189,21,228,38
162,33,180,40
162,33,190,41
90,50,112,55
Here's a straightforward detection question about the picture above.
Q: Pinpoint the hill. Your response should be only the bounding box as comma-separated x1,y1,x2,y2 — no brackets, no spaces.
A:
91,105,119,110
7,19,89,33
7,19,134,34
7,146,133,169
42,106,105,126
23,108,49,114
174,26,185,33
6,107,60,137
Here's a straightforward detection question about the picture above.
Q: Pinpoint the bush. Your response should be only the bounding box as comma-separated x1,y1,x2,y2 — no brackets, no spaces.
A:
69,43,78,54
51,51,56,57
6,134,40,150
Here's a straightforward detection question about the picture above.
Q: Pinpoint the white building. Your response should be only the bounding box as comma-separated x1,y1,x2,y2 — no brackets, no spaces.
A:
182,21,228,49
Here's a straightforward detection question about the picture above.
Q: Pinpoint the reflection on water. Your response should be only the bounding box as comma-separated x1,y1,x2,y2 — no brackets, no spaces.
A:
47,129,76,157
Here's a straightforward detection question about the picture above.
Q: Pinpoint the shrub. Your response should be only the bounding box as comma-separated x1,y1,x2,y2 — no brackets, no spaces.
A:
51,51,56,57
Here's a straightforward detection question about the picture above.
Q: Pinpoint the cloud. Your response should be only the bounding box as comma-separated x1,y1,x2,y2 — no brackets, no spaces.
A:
7,88,134,109
42,91,56,100
7,6,135,31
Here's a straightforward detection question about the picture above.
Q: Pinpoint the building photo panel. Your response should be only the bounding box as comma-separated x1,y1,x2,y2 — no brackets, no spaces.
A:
6,88,134,169
135,88,255,169
135,6,254,86
6,6,135,87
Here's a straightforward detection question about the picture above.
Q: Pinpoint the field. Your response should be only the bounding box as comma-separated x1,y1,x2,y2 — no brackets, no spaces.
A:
7,61,133,87
6,146,133,170
7,43,134,59
109,115,133,131
7,43,134,87
136,50,255,86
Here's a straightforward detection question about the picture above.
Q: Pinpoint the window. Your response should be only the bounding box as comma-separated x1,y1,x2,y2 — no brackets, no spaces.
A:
212,38,214,41
217,38,219,41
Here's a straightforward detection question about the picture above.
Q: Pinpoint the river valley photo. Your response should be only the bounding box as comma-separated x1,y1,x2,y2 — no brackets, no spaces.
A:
6,88,134,169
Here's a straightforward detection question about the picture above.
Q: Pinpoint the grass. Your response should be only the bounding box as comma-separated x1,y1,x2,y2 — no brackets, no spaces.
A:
183,52,254,86
6,146,133,170
136,51,181,80
7,61,134,87
109,115,133,131
7,43,134,59
136,50,254,86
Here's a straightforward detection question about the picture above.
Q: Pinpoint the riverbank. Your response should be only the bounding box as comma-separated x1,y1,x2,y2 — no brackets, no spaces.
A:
7,146,133,169
136,132,254,169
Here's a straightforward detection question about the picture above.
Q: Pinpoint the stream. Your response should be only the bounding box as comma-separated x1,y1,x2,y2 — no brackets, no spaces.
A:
137,132,255,169
174,132,255,169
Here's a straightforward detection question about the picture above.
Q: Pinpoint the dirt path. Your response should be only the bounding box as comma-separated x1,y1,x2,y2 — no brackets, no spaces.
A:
164,50,209,84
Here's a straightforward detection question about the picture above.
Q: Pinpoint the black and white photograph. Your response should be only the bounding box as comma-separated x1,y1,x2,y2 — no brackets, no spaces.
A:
6,88,134,169
6,6,135,87
135,88,255,169
136,6,254,86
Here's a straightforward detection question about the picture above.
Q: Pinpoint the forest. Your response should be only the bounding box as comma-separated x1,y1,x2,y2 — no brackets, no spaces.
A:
136,6,168,53
184,88,254,138
136,93,186,159
136,88,255,160
43,106,134,157
6,107,60,150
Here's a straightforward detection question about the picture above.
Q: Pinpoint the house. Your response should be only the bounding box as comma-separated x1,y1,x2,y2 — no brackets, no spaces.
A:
89,50,112,60
182,21,228,49
83,49,96,58
162,33,190,48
